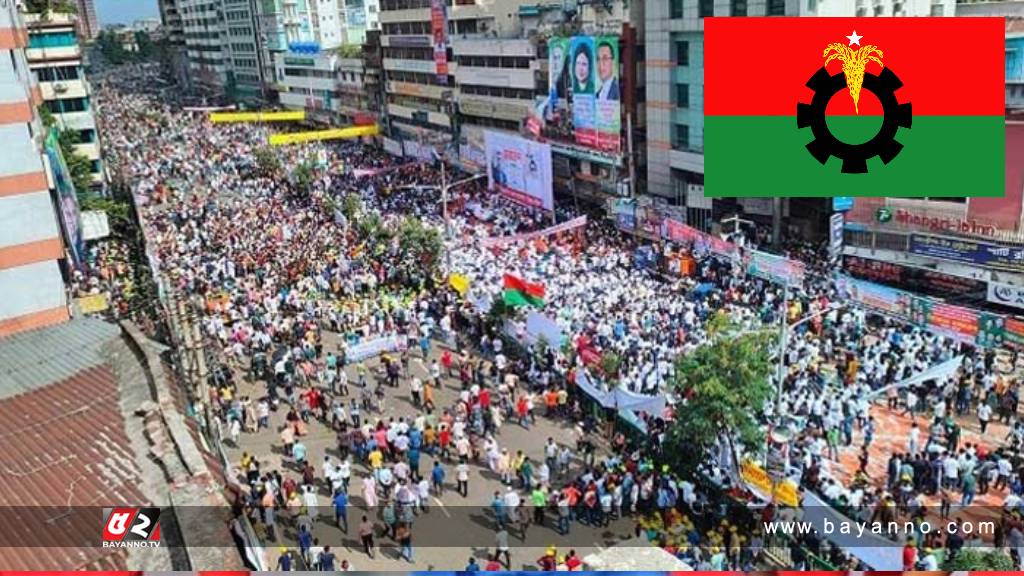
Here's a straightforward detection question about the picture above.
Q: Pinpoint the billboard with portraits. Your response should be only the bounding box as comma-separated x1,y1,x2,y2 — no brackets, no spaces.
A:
545,35,621,153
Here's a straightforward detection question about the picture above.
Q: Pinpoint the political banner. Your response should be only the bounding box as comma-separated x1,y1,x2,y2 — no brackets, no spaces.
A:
547,37,569,115
989,280,1024,310
744,250,806,285
836,275,913,320
594,36,621,152
485,130,554,211
738,458,801,508
569,36,596,147
383,137,403,157
430,0,449,84
479,215,586,248
662,218,738,257
345,335,405,362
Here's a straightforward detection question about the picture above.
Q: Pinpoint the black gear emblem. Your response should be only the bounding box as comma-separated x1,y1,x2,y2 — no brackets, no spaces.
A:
796,66,913,174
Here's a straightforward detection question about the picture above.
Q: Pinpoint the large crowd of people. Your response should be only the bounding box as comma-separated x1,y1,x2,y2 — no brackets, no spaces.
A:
91,63,1024,571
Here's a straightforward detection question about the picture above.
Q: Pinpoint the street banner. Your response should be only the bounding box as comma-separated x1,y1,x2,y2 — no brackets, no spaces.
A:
594,36,621,152
430,0,449,83
485,131,554,211
744,250,807,285
865,355,964,401
269,125,378,146
738,458,800,508
345,335,405,362
836,275,913,320
569,36,597,147
209,110,304,123
479,215,586,248
662,218,738,257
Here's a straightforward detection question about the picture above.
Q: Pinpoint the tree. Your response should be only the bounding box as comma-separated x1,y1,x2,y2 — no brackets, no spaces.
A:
135,30,155,59
663,313,775,476
291,161,315,196
96,30,128,65
254,146,281,176
57,129,94,194
943,549,1014,571
342,193,362,221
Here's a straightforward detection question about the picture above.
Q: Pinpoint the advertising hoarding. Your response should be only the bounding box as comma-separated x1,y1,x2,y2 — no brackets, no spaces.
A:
908,233,1024,272
543,35,621,152
485,130,554,211
569,36,596,147
594,36,621,152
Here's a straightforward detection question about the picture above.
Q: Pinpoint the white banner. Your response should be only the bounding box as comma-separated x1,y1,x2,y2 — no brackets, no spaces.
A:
480,216,587,248
865,355,963,401
988,281,1024,310
345,335,406,362
573,369,666,415
383,137,403,157
485,130,554,211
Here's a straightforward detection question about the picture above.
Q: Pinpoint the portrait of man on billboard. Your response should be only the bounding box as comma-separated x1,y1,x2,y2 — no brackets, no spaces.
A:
595,39,619,102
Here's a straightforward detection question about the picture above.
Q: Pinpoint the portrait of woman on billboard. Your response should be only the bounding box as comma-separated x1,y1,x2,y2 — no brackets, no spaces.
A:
571,40,594,94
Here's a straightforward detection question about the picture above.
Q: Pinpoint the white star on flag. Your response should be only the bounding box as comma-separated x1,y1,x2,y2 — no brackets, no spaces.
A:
846,30,863,46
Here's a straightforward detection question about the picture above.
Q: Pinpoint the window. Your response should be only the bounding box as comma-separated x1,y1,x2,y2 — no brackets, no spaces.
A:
767,0,786,14
676,83,689,108
674,40,689,66
672,124,689,150
670,0,684,18
873,4,883,14
855,6,867,14
731,0,747,15
699,0,714,17
45,97,89,113
930,3,943,15
78,129,95,143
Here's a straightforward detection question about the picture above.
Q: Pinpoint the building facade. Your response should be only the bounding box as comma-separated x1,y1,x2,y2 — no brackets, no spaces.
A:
74,0,99,41
178,0,229,93
25,11,105,187
0,1,71,336
222,0,265,101
274,47,375,124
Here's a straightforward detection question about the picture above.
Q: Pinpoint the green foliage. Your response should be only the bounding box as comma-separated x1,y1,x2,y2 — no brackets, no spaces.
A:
292,161,315,195
23,0,77,15
78,195,130,227
96,30,128,65
254,146,281,176
942,549,1015,571
38,105,56,129
600,351,623,380
342,193,362,221
57,129,95,194
135,31,155,59
336,44,363,58
664,324,774,475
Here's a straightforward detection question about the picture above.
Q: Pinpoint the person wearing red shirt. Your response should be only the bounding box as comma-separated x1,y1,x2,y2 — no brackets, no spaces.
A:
439,426,452,461
564,549,582,571
479,388,491,408
901,538,918,570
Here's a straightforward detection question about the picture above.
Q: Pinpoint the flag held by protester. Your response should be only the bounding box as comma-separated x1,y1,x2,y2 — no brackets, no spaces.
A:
448,273,471,296
503,273,545,308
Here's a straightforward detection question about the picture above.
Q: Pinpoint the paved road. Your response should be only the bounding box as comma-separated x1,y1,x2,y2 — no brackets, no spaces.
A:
224,336,636,570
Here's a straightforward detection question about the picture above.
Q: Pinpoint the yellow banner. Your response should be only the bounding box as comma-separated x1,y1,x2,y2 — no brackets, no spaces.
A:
209,111,306,123
269,125,379,146
448,273,470,296
739,459,800,508
76,294,109,314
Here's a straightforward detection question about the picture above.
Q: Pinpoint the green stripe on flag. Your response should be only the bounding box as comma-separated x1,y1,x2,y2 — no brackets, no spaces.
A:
504,289,544,308
705,115,1004,197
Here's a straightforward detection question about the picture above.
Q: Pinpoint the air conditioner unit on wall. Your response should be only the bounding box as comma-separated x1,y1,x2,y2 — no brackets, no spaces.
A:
53,82,68,93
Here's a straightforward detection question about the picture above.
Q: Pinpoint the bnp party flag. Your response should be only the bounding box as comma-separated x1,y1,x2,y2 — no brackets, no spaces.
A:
503,273,545,308
704,18,1004,198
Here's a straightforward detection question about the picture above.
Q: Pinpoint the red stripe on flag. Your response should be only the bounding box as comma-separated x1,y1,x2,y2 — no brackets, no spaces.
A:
704,17,1004,117
503,273,545,298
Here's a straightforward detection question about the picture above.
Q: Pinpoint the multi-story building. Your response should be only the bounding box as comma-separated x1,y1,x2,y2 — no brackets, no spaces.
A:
0,1,72,337
645,0,955,233
24,11,105,187
178,0,229,94
274,46,375,124
157,0,192,89
340,0,380,45
74,0,99,41
222,0,265,101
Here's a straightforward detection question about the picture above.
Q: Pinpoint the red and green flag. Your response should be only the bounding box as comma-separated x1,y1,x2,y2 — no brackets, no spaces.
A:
704,17,1004,197
503,273,545,308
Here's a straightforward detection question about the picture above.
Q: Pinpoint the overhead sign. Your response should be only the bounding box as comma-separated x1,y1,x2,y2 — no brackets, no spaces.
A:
484,130,554,211
210,110,305,123
832,196,854,211
829,212,844,259
988,281,1024,310
268,125,378,146
745,250,807,285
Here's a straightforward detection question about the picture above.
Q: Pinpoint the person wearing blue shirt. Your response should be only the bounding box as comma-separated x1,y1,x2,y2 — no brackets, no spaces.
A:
297,524,312,566
465,557,480,571
408,447,421,480
431,461,446,495
490,491,506,528
276,549,293,571
292,440,307,466
333,490,349,533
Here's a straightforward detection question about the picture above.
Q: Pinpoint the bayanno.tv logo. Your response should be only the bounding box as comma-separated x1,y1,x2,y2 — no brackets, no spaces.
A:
101,507,161,548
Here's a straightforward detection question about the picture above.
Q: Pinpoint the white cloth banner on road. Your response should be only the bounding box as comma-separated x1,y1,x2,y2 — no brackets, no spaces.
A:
573,369,666,415
800,491,902,570
864,355,963,401
345,335,405,362
525,311,564,348
479,216,587,248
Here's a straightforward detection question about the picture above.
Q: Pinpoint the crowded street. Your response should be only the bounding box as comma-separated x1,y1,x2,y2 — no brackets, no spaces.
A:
80,63,1024,571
